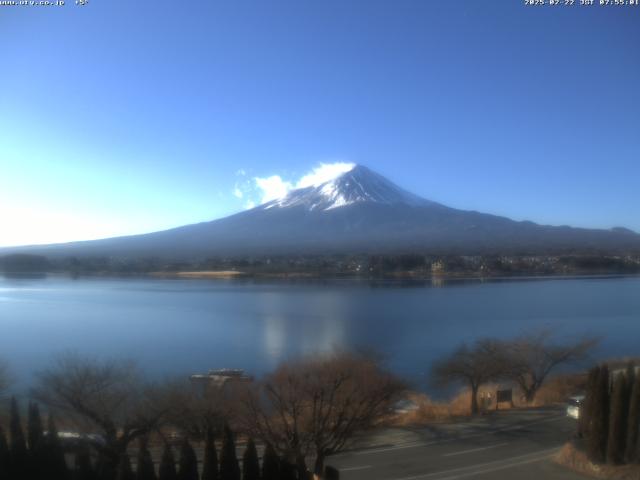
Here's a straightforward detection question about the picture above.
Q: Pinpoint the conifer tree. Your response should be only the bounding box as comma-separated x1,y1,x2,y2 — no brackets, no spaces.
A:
323,466,339,480
136,437,157,480
28,402,44,452
588,364,610,463
0,424,9,480
260,444,279,480
178,438,198,480
626,370,640,464
579,367,599,438
219,425,240,480
74,444,96,480
46,413,69,480
242,438,260,480
96,453,117,480
158,444,178,480
201,429,218,480
279,459,296,480
626,364,636,396
116,453,135,480
607,373,628,464
27,402,45,480
9,397,29,479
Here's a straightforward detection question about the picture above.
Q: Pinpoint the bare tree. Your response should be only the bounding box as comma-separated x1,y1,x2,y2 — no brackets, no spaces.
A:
502,331,598,403
32,354,168,478
157,377,242,439
241,351,406,477
432,339,505,415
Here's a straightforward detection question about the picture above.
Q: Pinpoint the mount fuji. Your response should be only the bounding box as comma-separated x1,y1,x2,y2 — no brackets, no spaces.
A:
3,165,639,259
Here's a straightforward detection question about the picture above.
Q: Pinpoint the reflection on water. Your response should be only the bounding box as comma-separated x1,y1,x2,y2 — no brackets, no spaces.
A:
0,274,639,391
262,314,346,367
260,291,347,367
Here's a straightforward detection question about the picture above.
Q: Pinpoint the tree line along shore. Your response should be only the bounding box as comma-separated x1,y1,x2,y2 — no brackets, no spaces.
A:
1,253,640,278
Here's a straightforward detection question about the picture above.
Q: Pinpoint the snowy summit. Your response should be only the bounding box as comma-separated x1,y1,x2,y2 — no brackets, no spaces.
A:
260,165,432,212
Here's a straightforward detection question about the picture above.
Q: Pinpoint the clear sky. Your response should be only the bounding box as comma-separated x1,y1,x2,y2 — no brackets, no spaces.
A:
1,0,639,247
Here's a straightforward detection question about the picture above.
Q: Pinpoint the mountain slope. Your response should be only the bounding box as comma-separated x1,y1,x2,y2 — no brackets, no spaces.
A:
2,165,639,259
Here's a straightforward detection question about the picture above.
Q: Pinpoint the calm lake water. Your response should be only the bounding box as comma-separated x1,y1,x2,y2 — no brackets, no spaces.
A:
1,274,639,391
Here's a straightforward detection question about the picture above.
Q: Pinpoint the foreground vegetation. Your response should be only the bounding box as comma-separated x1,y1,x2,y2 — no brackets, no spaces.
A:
0,400,304,480
553,362,640,479
0,331,619,479
578,363,640,465
0,351,405,480
432,331,597,414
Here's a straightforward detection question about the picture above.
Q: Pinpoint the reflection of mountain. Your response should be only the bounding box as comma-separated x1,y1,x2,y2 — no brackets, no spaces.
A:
261,294,347,366
4,165,639,258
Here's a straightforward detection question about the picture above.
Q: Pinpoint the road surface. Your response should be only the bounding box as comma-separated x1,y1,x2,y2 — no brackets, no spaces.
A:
326,407,587,480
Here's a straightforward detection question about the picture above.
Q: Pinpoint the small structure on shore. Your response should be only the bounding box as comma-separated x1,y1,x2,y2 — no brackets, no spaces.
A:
190,368,253,388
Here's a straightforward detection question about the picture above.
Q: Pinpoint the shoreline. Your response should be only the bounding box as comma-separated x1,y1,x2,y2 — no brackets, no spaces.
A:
2,270,640,283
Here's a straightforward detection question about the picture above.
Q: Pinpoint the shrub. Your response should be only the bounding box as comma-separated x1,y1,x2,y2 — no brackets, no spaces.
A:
178,439,198,480
136,437,157,480
607,373,628,464
261,443,279,480
201,429,219,480
219,425,240,480
158,444,177,480
626,372,640,464
587,365,609,463
242,438,260,480
116,453,135,480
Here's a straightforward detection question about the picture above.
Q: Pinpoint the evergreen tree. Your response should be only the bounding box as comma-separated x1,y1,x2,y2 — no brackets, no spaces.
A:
158,444,178,480
27,402,44,452
626,370,640,464
47,413,70,480
626,364,636,396
588,365,610,463
116,453,135,480
74,444,96,480
323,466,339,480
242,438,260,480
27,402,46,480
201,429,218,480
260,444,279,480
219,425,240,480
607,373,628,464
279,459,296,480
136,437,157,480
0,424,9,480
96,453,118,480
9,396,29,479
177,438,198,480
579,367,599,438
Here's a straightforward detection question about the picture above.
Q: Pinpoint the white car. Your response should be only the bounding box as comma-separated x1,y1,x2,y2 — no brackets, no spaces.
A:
567,395,585,419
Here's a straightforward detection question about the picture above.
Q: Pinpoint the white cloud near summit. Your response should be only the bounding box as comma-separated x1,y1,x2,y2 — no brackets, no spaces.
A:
251,162,354,206
233,162,355,209
295,162,355,189
254,175,294,203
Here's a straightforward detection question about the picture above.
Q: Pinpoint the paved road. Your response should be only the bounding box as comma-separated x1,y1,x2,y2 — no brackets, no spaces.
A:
326,407,588,480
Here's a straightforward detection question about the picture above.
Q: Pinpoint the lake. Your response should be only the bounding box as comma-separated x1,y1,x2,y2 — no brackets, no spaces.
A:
1,274,639,392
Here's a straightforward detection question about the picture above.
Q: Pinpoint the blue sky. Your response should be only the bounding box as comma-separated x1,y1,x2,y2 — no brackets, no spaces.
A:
1,0,639,246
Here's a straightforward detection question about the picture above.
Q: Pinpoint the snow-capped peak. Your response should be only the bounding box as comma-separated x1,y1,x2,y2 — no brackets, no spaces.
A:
260,165,431,211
